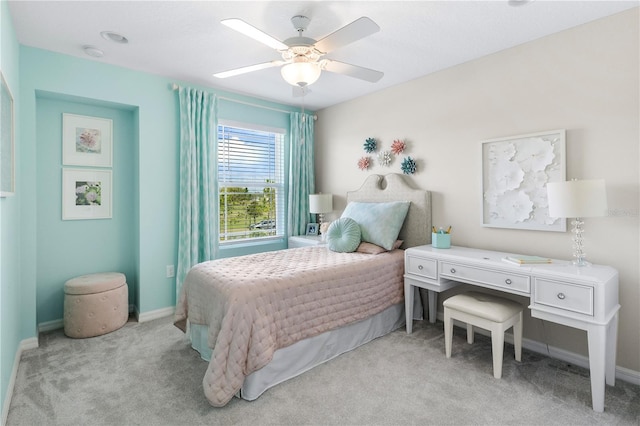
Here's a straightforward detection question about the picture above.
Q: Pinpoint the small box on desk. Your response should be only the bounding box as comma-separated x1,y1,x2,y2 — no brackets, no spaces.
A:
432,232,451,249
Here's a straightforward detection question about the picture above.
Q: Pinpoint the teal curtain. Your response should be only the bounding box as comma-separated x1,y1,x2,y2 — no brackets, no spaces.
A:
176,87,218,299
288,112,315,236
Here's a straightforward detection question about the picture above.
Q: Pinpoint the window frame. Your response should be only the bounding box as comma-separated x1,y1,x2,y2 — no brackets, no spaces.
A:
217,120,286,246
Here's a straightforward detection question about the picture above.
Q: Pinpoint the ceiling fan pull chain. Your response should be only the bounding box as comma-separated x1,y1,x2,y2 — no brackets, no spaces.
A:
300,93,306,145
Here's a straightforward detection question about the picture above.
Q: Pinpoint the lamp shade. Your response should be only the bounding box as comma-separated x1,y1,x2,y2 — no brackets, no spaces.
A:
281,62,321,87
309,193,333,214
547,179,608,218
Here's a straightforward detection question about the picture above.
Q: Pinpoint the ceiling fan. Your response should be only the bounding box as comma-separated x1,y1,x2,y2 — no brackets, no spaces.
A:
213,15,384,89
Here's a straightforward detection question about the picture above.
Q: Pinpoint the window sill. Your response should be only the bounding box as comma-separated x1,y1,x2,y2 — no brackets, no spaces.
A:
218,237,287,258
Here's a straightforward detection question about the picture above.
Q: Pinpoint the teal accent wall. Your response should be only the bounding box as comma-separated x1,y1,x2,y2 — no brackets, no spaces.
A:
218,97,292,130
35,96,137,323
1,0,22,415
2,12,303,413
19,47,177,319
19,46,300,319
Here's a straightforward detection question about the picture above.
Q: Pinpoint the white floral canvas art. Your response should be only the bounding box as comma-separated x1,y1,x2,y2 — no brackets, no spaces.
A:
481,130,566,231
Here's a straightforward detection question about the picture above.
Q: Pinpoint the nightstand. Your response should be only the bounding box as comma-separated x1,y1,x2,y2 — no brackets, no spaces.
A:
288,235,325,248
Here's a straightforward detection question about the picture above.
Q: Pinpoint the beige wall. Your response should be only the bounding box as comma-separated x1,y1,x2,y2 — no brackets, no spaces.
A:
315,9,639,372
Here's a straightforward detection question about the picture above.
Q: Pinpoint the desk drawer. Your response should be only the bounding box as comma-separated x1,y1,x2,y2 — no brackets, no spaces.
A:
440,261,530,293
533,278,593,316
406,256,437,280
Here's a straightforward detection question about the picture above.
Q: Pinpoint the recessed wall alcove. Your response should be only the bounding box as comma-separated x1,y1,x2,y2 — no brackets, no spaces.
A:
34,91,139,327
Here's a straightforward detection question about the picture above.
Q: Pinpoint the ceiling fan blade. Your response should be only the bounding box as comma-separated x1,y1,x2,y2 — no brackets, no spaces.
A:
323,60,384,83
214,61,284,79
314,17,380,53
221,18,288,50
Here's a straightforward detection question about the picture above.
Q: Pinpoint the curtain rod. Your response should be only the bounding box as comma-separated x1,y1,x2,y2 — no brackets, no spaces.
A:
171,83,317,120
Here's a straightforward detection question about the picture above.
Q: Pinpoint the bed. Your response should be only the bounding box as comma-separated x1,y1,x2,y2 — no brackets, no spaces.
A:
174,173,432,406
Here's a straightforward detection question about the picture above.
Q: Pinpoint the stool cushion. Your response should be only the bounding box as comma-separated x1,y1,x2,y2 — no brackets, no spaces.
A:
64,272,126,295
443,291,522,323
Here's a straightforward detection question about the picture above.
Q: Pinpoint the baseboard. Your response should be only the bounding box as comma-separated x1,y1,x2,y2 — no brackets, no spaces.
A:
2,337,38,426
613,365,640,386
443,314,640,386
37,319,63,333
38,305,136,333
35,305,174,329
136,306,175,323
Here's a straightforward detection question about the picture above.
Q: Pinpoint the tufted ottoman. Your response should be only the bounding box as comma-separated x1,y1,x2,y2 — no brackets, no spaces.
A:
64,272,129,338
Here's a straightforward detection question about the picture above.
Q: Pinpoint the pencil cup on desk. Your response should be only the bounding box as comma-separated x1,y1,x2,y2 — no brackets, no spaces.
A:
432,229,451,249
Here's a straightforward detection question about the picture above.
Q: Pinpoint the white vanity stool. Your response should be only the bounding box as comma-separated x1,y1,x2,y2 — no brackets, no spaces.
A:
443,291,523,379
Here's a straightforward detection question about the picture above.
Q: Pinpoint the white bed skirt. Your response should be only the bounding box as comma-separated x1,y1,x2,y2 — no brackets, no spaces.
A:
188,293,423,402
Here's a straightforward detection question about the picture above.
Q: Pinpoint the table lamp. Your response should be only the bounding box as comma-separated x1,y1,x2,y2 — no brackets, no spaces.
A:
547,179,607,266
309,193,333,232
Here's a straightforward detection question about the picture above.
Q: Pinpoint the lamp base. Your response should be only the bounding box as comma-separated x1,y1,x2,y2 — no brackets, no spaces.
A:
317,213,325,234
571,217,591,267
572,258,592,267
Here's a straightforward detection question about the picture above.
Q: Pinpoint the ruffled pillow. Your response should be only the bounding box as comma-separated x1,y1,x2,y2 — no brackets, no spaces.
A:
326,217,362,253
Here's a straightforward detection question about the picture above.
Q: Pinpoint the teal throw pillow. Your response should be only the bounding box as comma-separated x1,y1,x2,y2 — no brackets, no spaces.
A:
326,217,362,253
341,201,410,250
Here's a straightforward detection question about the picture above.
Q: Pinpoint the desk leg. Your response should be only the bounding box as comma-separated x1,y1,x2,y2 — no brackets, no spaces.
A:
405,282,414,334
587,324,607,413
605,311,619,386
428,290,438,324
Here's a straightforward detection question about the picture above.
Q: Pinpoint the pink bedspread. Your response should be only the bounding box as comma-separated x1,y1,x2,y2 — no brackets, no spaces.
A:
174,246,405,406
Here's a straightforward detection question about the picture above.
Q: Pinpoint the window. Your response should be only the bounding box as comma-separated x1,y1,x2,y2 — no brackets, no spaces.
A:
218,122,285,244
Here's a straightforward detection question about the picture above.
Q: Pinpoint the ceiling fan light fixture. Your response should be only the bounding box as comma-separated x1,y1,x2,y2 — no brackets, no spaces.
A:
281,62,321,87
216,15,383,87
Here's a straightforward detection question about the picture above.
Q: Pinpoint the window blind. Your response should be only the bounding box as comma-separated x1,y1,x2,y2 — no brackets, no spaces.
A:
218,124,285,243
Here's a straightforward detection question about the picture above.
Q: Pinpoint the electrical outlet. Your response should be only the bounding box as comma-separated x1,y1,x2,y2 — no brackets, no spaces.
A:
166,265,175,278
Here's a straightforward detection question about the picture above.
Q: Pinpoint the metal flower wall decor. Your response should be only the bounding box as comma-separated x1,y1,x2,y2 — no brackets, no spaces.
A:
377,150,392,167
357,156,372,171
400,156,417,175
357,137,418,174
391,139,406,155
363,137,377,153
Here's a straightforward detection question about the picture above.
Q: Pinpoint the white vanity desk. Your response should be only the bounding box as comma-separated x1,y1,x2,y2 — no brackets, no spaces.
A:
404,245,620,413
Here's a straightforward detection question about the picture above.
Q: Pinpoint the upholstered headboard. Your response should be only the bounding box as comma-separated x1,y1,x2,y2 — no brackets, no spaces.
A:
346,174,432,249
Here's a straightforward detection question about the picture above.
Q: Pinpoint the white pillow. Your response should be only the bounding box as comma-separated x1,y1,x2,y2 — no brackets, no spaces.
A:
341,201,410,250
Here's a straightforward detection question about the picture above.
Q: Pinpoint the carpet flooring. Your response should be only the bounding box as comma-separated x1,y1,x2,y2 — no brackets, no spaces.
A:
6,315,640,425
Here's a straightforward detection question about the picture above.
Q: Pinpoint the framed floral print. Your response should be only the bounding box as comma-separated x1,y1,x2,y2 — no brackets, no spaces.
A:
481,129,566,232
62,168,112,220
62,113,113,167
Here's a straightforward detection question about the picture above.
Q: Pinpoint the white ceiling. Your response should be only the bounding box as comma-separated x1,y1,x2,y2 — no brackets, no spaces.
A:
8,1,639,111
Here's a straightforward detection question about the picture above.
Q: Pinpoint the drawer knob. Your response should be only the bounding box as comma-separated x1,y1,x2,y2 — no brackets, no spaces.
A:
450,268,456,274
557,293,566,300
505,279,512,285
418,265,423,270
